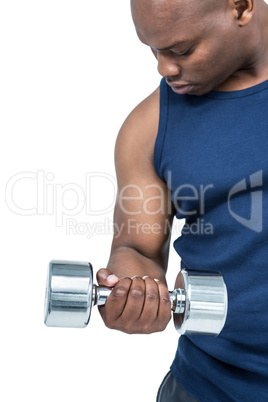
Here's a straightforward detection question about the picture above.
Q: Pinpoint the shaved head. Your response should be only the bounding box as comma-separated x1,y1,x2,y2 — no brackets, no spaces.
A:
130,0,268,95
131,0,229,59
131,0,228,51
131,0,226,20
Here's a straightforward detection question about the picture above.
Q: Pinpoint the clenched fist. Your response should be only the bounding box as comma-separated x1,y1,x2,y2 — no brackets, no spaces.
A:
97,268,171,334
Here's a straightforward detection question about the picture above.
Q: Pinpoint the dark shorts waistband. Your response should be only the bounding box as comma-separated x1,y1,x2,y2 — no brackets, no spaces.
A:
157,371,199,402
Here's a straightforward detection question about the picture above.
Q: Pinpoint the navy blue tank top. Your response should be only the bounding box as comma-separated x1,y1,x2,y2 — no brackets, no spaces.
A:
154,78,268,401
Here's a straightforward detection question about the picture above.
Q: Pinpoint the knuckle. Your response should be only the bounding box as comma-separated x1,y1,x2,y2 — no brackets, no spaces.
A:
160,294,171,305
129,286,144,301
154,319,168,333
106,314,134,334
142,323,152,334
121,321,135,334
125,327,134,335
157,324,167,333
146,291,158,303
111,285,128,302
144,319,163,334
158,285,171,305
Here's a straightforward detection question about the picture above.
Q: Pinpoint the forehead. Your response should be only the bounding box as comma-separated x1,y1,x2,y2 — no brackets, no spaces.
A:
131,0,218,48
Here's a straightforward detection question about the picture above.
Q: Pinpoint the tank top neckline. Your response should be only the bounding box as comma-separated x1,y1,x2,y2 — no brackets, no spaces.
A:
203,79,268,100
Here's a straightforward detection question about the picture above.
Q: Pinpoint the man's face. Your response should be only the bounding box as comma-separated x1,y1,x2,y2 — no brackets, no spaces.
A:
131,0,246,95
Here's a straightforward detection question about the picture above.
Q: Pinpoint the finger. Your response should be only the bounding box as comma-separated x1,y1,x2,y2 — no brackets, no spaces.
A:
157,281,172,326
103,277,132,325
141,277,160,324
120,276,146,323
97,268,119,287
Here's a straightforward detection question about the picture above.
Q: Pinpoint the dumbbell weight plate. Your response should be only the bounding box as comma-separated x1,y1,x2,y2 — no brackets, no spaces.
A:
173,270,228,336
44,260,94,328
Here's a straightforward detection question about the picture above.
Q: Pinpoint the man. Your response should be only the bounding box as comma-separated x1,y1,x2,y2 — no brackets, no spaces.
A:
97,0,268,400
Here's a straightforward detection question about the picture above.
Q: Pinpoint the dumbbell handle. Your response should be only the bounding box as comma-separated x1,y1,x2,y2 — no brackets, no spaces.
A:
93,285,186,314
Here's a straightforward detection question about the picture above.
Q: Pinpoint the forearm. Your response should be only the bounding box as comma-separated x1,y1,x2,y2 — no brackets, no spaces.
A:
107,244,168,285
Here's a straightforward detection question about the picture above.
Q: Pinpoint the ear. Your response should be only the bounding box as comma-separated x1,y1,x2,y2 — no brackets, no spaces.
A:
234,0,255,26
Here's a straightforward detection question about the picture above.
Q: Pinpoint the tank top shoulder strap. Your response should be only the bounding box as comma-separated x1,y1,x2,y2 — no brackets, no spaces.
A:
154,78,169,180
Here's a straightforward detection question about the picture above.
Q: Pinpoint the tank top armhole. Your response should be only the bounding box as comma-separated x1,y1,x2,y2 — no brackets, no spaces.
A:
154,78,169,181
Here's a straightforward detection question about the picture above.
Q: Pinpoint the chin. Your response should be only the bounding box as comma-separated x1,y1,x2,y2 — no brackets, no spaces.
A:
188,86,212,96
191,80,222,96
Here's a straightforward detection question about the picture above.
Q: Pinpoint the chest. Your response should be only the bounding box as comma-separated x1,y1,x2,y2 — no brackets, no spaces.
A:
160,96,268,217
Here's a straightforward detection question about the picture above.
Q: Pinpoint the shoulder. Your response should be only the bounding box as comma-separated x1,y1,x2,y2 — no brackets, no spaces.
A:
115,87,160,172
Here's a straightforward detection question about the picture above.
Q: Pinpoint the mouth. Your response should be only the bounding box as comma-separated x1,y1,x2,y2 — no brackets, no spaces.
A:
169,84,192,95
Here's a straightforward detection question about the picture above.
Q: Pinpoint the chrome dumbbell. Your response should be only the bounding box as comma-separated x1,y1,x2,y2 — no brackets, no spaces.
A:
44,260,228,336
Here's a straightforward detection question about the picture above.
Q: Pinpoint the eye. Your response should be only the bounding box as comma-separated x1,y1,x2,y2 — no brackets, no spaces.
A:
173,46,194,57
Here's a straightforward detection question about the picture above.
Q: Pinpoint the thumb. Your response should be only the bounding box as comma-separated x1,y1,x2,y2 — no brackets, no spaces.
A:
97,268,119,287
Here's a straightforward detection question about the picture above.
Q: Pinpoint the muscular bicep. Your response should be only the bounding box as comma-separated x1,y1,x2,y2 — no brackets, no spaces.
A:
111,88,175,267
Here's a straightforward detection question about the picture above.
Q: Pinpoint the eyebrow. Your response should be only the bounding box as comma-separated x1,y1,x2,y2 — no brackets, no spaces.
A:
156,40,189,51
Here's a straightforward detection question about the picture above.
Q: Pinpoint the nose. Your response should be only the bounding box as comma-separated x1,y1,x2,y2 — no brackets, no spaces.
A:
156,51,182,79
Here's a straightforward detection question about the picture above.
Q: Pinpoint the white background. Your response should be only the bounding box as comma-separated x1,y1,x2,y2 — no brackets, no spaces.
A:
1,1,180,401
3,1,267,401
